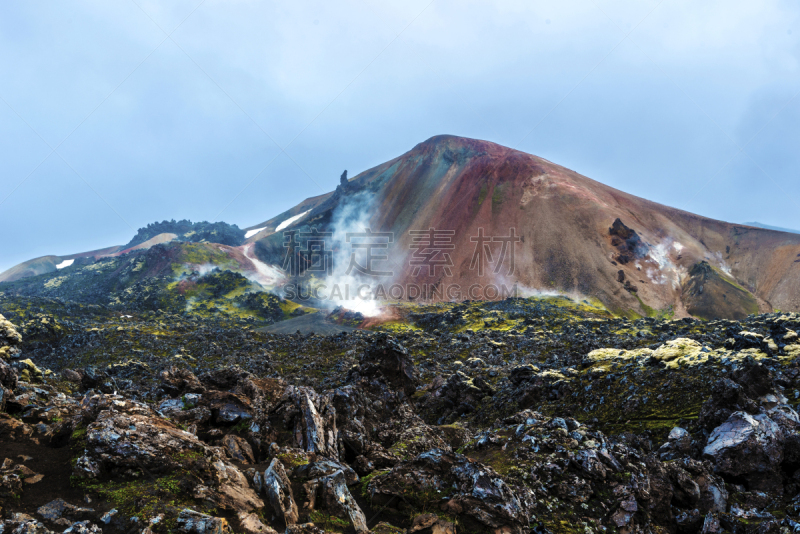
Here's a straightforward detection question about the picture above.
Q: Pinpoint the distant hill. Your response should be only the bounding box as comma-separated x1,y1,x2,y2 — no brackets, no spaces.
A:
124,219,245,249
743,222,800,235
0,220,245,283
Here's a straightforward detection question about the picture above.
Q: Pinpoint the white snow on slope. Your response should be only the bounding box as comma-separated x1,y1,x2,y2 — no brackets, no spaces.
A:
56,259,74,269
275,210,310,232
245,227,266,239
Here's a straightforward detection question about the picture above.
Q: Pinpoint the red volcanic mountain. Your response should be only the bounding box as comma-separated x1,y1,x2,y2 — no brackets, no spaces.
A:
249,135,800,319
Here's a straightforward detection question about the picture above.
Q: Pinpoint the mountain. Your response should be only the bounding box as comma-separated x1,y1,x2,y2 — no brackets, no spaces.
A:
743,221,800,234
3,135,800,319
0,220,245,284
249,135,800,319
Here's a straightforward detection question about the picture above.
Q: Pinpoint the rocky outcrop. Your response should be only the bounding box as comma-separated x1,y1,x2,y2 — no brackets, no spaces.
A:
270,386,338,458
6,294,800,533
75,410,263,512
422,371,494,423
609,218,647,265
315,469,368,533
350,334,418,397
0,313,22,360
703,411,785,492
262,458,299,526
367,449,531,534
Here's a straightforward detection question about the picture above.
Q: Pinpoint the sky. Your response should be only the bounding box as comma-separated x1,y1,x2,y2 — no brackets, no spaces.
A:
1,0,800,273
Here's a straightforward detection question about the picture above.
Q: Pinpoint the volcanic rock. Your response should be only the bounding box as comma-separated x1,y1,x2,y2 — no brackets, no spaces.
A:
356,334,418,397
262,458,299,525
703,411,784,492
76,410,263,511
367,449,530,533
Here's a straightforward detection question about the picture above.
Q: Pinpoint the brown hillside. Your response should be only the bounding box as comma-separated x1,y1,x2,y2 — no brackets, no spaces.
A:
256,135,800,318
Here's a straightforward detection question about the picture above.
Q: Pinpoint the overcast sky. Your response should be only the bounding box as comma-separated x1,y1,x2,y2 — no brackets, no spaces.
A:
1,0,800,273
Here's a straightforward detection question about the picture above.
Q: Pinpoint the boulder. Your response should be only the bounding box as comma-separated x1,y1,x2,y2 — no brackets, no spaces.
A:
222,434,255,464
317,469,368,533
356,334,418,397
203,391,254,425
177,510,229,534
0,358,18,391
367,449,530,533
658,426,692,461
508,364,537,386
160,366,205,396
698,379,758,432
423,371,494,422
236,512,278,534
198,366,253,391
294,458,358,486
262,458,299,525
36,499,94,522
271,386,338,458
703,411,784,492
76,410,263,512
699,360,776,432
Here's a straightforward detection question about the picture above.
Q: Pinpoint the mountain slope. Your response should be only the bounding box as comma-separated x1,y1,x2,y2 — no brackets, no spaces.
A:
251,135,800,318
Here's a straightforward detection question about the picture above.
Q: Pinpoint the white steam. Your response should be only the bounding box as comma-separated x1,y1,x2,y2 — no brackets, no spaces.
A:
707,251,733,276
321,192,384,317
243,243,285,287
644,239,686,288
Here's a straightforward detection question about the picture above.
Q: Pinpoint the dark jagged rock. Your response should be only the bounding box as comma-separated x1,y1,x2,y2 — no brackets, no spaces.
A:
351,334,418,397
76,410,263,512
367,449,531,534
703,411,784,492
314,469,368,533
262,458,299,526
160,366,206,396
609,218,647,264
3,292,800,532
177,509,230,534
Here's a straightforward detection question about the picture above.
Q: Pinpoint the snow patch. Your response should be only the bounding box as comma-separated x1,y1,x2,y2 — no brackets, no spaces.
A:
275,210,310,232
244,227,266,239
56,259,74,269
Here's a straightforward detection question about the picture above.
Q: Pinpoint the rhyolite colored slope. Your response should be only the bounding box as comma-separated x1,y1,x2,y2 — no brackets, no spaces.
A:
253,135,800,318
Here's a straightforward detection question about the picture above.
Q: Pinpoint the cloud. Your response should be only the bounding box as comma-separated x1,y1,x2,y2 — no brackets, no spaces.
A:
1,0,800,272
